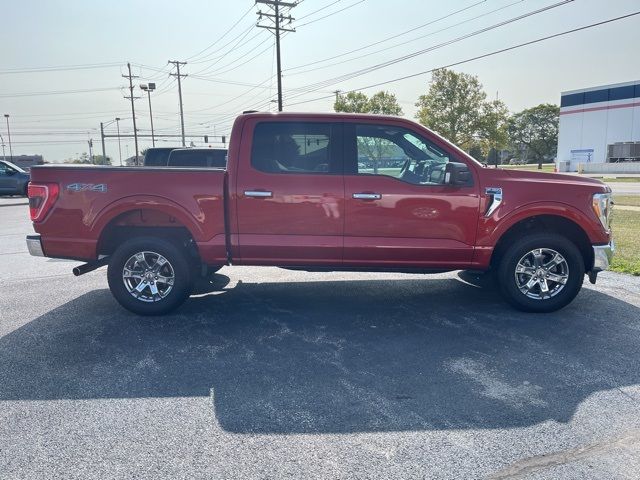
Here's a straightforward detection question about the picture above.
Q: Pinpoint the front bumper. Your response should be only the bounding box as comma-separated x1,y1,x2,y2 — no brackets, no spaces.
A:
26,234,45,257
592,240,615,272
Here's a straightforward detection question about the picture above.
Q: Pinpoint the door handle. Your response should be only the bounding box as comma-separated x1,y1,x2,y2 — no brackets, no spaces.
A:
244,190,273,198
352,192,382,200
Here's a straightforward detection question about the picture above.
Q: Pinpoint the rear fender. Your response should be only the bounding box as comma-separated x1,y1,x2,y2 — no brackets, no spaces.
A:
90,195,206,242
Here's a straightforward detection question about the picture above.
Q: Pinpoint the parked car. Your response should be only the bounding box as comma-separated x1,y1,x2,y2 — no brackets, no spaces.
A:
167,148,227,168
25,112,613,315
142,147,181,167
0,160,30,196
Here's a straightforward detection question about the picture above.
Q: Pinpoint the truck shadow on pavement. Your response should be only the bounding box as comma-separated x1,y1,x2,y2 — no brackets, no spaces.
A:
1,275,639,434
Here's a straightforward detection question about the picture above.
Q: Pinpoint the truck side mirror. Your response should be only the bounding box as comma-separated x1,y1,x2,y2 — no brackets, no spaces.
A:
445,162,472,186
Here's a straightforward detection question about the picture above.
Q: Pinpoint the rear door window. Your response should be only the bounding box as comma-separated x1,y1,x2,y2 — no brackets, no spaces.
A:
251,122,341,174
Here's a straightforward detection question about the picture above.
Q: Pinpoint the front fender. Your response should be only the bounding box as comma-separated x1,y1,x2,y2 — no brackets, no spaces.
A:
478,201,607,247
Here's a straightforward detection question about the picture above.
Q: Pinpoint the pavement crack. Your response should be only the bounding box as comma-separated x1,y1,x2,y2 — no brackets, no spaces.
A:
487,429,640,479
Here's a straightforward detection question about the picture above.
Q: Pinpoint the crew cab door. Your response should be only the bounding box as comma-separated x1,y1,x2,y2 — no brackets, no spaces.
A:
343,121,480,268
234,119,344,265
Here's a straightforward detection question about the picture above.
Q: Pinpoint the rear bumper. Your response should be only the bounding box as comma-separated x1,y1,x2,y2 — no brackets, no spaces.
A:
26,234,45,257
592,240,614,272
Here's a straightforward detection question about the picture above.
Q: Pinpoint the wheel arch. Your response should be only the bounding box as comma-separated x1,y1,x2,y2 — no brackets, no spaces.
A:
490,213,594,273
93,197,204,259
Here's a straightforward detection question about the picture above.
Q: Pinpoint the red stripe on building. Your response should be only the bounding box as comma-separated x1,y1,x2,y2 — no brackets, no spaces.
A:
560,101,640,115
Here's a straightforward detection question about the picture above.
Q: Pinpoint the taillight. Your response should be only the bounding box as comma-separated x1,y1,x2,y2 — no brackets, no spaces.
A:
28,182,59,222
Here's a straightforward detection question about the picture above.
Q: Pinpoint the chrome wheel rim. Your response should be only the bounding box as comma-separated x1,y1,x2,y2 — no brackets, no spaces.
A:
122,251,175,303
514,248,569,300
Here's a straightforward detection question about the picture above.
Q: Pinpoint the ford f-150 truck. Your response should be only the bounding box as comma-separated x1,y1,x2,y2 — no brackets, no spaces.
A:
26,112,614,315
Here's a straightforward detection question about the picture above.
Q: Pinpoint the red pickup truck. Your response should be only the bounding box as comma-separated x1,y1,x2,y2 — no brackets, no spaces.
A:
26,112,614,315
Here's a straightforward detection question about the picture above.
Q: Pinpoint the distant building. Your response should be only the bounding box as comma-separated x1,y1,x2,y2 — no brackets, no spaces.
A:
5,154,44,170
557,80,640,171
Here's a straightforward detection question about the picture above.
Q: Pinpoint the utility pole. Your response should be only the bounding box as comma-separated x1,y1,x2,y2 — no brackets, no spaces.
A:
88,139,94,164
123,63,140,161
256,0,297,112
0,134,6,161
4,114,13,160
334,90,341,103
115,117,123,166
140,83,156,147
100,122,106,162
168,60,187,146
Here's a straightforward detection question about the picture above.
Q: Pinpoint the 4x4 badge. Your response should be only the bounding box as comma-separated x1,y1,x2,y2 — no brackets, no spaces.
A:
66,183,107,193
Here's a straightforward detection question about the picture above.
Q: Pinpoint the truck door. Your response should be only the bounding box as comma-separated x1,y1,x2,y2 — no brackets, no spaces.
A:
234,119,344,265
342,121,480,269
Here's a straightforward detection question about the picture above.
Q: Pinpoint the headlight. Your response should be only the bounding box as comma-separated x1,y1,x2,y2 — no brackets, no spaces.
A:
592,193,612,230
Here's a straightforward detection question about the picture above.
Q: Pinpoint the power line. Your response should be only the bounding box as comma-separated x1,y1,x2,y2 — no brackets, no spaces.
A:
194,36,275,78
286,9,640,107
192,27,267,76
0,62,122,75
296,0,342,20
284,0,493,73
186,4,256,61
287,0,524,77
0,87,121,98
285,0,573,100
297,0,366,28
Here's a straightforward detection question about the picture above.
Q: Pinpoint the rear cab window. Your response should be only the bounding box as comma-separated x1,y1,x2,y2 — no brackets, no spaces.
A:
167,150,227,168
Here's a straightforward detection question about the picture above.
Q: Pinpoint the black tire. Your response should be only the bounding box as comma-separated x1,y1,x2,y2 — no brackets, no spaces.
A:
497,233,584,313
107,236,193,316
23,183,29,197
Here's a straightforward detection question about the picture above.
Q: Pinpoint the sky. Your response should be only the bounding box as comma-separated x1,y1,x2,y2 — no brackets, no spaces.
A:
1,0,639,163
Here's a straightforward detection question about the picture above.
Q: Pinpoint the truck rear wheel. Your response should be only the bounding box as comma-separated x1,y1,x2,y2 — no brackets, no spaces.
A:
107,237,193,315
497,233,584,313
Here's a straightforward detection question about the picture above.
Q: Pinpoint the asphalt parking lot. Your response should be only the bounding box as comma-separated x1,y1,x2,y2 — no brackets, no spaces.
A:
1,198,640,479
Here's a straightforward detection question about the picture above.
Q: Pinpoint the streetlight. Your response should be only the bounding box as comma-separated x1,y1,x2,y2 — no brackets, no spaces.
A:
140,83,156,147
115,117,122,166
0,133,6,161
4,114,13,161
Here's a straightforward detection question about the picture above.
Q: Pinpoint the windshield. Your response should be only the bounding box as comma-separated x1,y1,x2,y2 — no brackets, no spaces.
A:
1,160,26,173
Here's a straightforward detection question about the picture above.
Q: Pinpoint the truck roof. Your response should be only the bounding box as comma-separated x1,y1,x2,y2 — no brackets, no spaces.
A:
237,111,407,123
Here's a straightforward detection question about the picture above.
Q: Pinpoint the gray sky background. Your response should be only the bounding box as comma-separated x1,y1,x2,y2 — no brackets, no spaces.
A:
1,0,639,163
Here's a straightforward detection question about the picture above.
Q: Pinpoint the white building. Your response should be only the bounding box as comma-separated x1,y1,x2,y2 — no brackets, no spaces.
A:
557,80,640,172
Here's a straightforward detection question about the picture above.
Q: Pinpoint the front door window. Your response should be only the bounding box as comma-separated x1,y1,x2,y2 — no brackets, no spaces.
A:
355,124,450,185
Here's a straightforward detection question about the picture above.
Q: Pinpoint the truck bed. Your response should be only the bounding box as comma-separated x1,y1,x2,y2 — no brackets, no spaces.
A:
29,165,228,264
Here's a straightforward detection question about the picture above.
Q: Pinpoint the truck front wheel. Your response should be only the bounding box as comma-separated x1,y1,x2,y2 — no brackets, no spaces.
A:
107,237,193,315
497,233,584,313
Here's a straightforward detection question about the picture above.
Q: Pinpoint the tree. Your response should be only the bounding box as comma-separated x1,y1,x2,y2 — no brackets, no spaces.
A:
334,90,403,115
368,91,403,115
415,69,487,151
334,90,403,173
507,104,559,169
479,99,509,162
92,154,112,165
334,92,370,113
65,153,111,165
468,144,484,163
